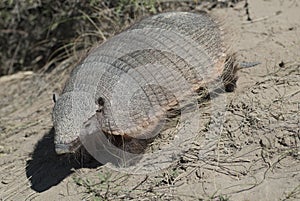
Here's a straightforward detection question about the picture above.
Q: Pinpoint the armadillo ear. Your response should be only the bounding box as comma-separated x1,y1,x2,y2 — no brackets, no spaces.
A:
53,92,59,103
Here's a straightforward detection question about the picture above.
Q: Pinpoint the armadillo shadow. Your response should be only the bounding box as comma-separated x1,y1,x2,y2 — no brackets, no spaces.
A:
25,127,101,192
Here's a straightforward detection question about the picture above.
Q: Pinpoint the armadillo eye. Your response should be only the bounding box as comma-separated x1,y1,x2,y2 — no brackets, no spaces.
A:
97,97,104,106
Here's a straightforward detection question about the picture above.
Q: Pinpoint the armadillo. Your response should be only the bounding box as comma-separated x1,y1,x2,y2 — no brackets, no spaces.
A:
52,11,240,155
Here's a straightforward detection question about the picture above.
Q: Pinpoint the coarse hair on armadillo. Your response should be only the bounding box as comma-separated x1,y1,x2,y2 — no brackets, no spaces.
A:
189,12,240,94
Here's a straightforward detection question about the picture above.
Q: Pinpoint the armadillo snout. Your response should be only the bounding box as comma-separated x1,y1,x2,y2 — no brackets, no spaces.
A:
55,138,81,155
52,92,98,154
55,143,72,155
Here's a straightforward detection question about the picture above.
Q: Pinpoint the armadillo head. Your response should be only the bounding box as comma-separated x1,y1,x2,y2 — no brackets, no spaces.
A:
52,91,98,155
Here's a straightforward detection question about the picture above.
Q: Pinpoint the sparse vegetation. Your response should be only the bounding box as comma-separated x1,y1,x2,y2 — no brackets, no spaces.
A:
0,0,161,76
0,0,239,76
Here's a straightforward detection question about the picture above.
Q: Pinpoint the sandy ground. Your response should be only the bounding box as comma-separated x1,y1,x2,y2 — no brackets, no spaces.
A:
0,0,299,200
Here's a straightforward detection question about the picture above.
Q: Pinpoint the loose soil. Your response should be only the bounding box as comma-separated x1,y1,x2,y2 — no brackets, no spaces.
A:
0,1,299,200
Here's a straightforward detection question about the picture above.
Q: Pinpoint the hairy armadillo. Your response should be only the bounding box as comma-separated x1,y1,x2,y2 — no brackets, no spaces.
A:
53,11,240,155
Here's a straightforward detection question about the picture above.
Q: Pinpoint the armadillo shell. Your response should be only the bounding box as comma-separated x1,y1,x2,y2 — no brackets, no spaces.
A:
63,12,229,139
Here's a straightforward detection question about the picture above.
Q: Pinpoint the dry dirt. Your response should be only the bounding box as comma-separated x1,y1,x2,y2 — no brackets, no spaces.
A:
0,0,299,200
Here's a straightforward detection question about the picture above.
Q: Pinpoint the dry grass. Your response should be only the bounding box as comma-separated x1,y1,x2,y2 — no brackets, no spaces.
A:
0,0,240,76
59,63,298,200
